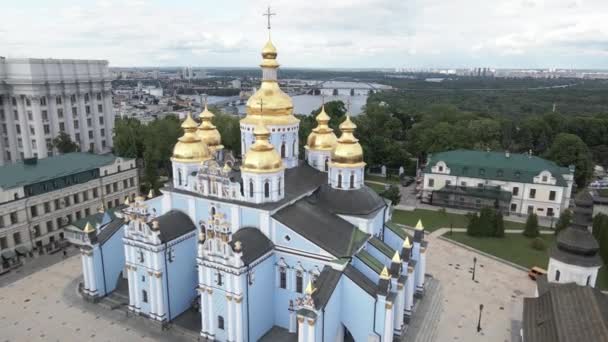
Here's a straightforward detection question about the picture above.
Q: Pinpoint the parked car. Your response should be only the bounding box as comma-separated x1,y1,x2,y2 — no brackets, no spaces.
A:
528,266,547,281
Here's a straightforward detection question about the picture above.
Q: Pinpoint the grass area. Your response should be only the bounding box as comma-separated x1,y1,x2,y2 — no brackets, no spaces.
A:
391,208,527,232
365,181,388,193
597,266,608,290
365,174,400,185
445,232,555,269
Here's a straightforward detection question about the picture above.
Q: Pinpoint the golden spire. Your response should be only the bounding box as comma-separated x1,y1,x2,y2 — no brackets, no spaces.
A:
197,100,224,153
147,189,154,199
83,222,95,234
330,114,365,167
392,251,401,263
403,236,411,248
172,112,212,163
98,203,105,213
306,102,337,152
380,266,390,279
305,280,316,295
415,220,424,231
241,110,284,174
124,196,130,206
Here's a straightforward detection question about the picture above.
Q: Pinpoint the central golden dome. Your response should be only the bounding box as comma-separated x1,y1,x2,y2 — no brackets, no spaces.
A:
241,119,283,173
306,105,337,151
172,112,212,163
197,103,223,152
241,38,299,126
331,115,365,167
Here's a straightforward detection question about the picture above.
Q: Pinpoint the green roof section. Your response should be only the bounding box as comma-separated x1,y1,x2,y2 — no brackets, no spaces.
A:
369,236,396,258
424,149,572,186
386,221,409,239
0,153,120,189
357,249,384,274
70,206,123,230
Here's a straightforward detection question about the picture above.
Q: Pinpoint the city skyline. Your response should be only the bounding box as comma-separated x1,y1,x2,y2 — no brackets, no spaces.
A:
1,0,607,69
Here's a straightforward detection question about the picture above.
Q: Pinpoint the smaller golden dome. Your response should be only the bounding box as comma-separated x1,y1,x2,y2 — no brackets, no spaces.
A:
306,105,337,151
331,115,365,167
197,103,224,152
172,112,212,163
262,39,277,60
241,119,283,173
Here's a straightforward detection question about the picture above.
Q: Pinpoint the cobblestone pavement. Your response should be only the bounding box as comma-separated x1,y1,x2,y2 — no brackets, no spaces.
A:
0,246,79,287
0,255,191,342
426,228,535,342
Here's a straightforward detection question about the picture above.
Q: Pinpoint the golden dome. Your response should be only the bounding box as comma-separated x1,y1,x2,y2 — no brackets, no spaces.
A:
172,112,212,163
196,103,224,151
331,115,365,167
241,119,284,173
241,38,298,126
305,105,337,151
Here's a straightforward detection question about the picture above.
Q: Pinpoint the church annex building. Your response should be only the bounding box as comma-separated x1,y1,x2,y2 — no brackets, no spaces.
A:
68,33,429,341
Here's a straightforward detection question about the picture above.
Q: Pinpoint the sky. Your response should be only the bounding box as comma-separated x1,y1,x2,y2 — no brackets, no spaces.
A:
1,0,607,69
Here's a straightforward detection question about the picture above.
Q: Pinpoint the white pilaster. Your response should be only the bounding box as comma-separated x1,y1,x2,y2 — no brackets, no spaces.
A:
127,267,135,308
156,276,165,319
207,290,215,337
200,288,208,336
235,301,243,342
227,297,234,341
81,253,90,290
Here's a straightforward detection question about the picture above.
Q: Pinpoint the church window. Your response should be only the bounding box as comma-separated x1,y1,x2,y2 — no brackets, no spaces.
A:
281,143,286,158
211,207,216,217
587,275,591,286
142,290,148,303
217,272,223,286
555,270,560,281
278,178,282,196
338,174,342,188
428,178,434,187
324,158,329,172
218,316,225,330
279,267,287,289
350,173,355,189
264,181,270,198
284,235,291,242
292,140,296,157
178,170,182,185
138,250,144,263
249,180,254,198
296,271,303,293
141,275,145,282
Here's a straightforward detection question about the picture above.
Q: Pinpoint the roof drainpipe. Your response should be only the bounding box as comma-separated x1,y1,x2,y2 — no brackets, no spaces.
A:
373,297,381,341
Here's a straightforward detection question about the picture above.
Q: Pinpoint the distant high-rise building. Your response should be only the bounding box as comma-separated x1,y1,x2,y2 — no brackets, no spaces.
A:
0,58,115,165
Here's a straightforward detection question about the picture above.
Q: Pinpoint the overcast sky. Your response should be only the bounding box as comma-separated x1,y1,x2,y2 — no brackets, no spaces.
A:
1,0,607,69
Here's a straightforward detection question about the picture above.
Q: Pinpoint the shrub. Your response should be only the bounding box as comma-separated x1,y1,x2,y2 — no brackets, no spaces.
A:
530,237,546,251
523,213,540,238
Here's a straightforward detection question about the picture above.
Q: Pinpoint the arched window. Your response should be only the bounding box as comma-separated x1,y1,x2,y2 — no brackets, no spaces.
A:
281,143,286,158
324,158,329,172
350,173,355,189
249,180,254,198
555,270,561,281
587,275,591,286
264,181,270,198
218,316,224,330
279,267,287,289
211,207,216,216
296,271,303,293
338,174,342,188
142,290,148,303
177,170,182,185
292,140,296,157
278,178,282,196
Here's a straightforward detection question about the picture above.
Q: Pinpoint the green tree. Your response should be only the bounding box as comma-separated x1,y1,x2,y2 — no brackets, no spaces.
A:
555,209,572,235
113,117,144,158
466,212,481,236
478,207,495,236
494,210,505,237
213,111,241,157
51,131,79,154
545,133,593,188
523,213,540,238
379,185,401,206
592,213,608,241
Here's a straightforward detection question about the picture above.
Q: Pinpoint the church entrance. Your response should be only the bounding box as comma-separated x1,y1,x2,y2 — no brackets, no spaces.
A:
343,325,355,342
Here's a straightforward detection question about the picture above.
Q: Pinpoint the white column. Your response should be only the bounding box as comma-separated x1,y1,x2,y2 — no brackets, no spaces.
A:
297,318,305,342
289,309,296,333
307,321,315,342
235,301,243,342
87,256,97,293
384,306,393,342
132,269,141,312
31,97,47,157
207,290,215,337
81,253,90,290
127,267,135,308
17,96,33,158
156,276,165,319
227,297,234,341
149,272,157,318
200,288,208,335
417,249,426,290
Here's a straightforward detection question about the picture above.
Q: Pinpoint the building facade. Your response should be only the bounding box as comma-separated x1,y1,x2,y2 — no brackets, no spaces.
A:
0,58,115,165
422,150,574,217
72,35,430,342
0,153,137,273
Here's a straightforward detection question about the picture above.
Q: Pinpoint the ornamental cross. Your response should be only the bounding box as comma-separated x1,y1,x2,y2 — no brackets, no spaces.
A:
263,6,276,30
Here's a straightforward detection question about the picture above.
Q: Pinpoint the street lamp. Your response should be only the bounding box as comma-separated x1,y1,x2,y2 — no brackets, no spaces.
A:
477,304,484,332
472,256,477,281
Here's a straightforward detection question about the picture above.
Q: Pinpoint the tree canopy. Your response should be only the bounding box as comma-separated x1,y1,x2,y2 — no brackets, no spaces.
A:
51,131,80,154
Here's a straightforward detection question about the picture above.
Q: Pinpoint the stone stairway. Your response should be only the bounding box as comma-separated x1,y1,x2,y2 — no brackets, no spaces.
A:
401,275,444,342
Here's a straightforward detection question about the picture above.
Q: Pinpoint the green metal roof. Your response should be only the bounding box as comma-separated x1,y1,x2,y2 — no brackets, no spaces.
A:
71,206,123,231
357,249,384,274
0,153,119,189
424,150,571,186
369,236,396,258
434,185,513,202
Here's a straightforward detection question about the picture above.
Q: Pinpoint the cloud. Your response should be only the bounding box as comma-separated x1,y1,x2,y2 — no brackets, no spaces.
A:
0,0,607,68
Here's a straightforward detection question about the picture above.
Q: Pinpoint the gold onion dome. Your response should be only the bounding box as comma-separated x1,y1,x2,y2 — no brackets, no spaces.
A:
331,115,365,167
306,105,337,151
172,112,212,163
242,38,298,126
197,103,223,151
241,119,284,173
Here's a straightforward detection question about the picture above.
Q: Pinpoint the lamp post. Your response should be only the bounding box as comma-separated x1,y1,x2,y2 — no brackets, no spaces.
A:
472,256,477,281
477,304,484,332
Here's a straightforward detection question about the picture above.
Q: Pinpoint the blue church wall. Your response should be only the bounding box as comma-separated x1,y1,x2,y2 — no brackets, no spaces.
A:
384,227,403,252
339,277,381,341
166,234,198,321
370,209,386,236
272,221,330,256
319,285,341,342
170,195,189,216
246,254,276,341
212,286,228,341
135,266,151,314
145,197,164,217
240,207,260,228
351,257,381,284
98,226,126,296
91,248,105,296
366,244,391,267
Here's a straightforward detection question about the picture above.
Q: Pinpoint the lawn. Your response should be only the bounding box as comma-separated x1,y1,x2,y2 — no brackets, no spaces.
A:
445,232,555,270
365,174,400,185
391,208,527,232
597,266,608,290
365,181,388,193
